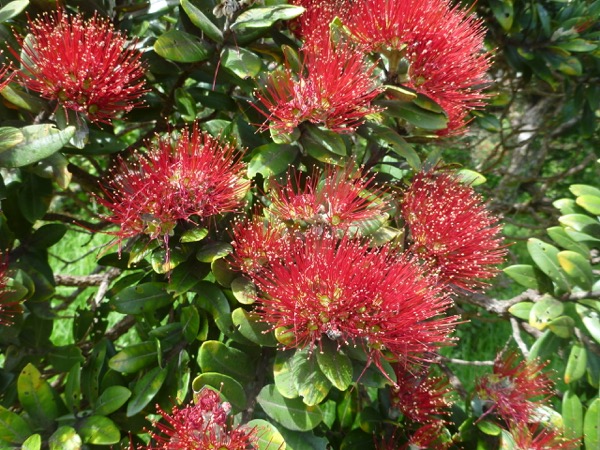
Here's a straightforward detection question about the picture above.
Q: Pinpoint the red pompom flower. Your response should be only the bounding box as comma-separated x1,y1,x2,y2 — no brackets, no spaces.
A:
402,170,506,291
146,388,257,449
507,424,580,450
12,9,146,123
254,38,382,134
475,352,554,425
0,253,20,326
244,232,458,366
98,123,249,250
346,0,490,134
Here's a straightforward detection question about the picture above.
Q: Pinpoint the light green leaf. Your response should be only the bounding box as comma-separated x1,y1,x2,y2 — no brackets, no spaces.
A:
564,342,587,384
111,282,172,315
316,339,353,391
247,143,298,178
231,308,278,347
246,419,286,450
0,0,29,23
563,390,583,442
0,405,33,444
0,125,76,168
584,398,600,449
127,367,168,417
77,416,120,445
154,30,213,63
198,341,256,382
95,386,131,416
17,363,59,429
527,238,571,292
48,426,82,450
231,5,305,31
108,341,158,374
221,46,262,79
181,0,223,43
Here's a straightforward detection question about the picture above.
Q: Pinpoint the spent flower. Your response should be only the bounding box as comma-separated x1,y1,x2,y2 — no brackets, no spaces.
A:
402,170,506,291
475,351,554,425
12,9,146,123
98,123,249,251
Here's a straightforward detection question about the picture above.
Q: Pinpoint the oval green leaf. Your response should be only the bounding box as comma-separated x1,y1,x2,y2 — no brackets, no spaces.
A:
558,250,594,290
127,366,168,417
232,308,278,347
48,426,82,450
584,398,600,449
247,143,298,178
181,0,223,43
316,339,353,391
231,5,305,31
95,386,131,416
257,384,323,432
246,419,286,450
222,46,262,79
529,295,564,330
192,373,247,413
563,390,583,442
111,282,172,315
0,405,33,444
198,341,256,382
108,341,158,374
565,342,587,384
527,238,571,292
77,415,120,445
17,363,59,429
154,30,212,63
503,264,539,290
508,301,533,320
0,125,76,168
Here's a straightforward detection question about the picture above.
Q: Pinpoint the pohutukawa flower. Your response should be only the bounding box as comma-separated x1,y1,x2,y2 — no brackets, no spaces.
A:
402,170,506,291
231,215,291,275
507,424,580,450
12,9,146,123
475,352,554,425
146,388,258,449
98,123,250,250
407,421,452,450
254,38,382,134
345,0,491,134
0,61,13,91
392,365,452,423
267,165,389,234
290,0,350,46
246,232,458,368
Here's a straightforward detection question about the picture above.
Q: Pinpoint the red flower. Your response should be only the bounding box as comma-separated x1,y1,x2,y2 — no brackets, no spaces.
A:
147,388,257,449
346,0,490,134
407,421,452,450
267,165,389,234
12,9,146,123
475,352,554,425
391,365,451,423
0,253,21,326
98,123,249,250
254,38,382,134
231,215,291,275
401,170,506,291
508,424,580,450
290,0,349,46
248,232,457,366
0,61,13,91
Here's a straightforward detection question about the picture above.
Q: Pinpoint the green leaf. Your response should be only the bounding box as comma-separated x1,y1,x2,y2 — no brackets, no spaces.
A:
246,419,286,450
77,416,120,445
221,46,262,79
527,238,571,292
19,173,53,223
181,305,201,343
231,5,305,31
529,295,564,330
192,373,247,413
528,329,562,362
274,351,299,399
196,242,233,263
557,39,597,52
575,304,600,345
489,0,514,30
570,184,600,198
95,386,131,416
231,277,256,305
360,123,420,170
576,195,600,215
257,384,323,432
508,302,533,320
0,405,33,444
0,0,29,23
559,214,600,238
316,339,353,391
302,125,347,156
111,282,172,315
456,169,487,186
108,341,158,374
181,0,223,43
17,363,59,429
0,127,24,152
547,316,575,338
290,349,332,406
231,307,278,347
180,227,209,243
48,426,82,450
0,125,76,168
127,366,168,417
28,223,68,249
154,30,213,63
477,420,503,436
198,341,256,382
378,100,448,130
47,345,84,372
563,390,583,442
22,434,41,450
503,264,539,289
557,250,594,290
584,398,600,449
247,143,298,178
565,342,587,384
547,226,590,257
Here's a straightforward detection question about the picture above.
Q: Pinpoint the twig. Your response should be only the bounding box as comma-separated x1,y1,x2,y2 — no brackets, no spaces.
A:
510,318,529,357
437,356,494,366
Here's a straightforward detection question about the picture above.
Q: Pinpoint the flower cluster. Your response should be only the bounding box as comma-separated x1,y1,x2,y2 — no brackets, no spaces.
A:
402,170,506,291
98,123,249,251
0,61,12,91
508,424,580,450
10,9,146,123
145,388,257,449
